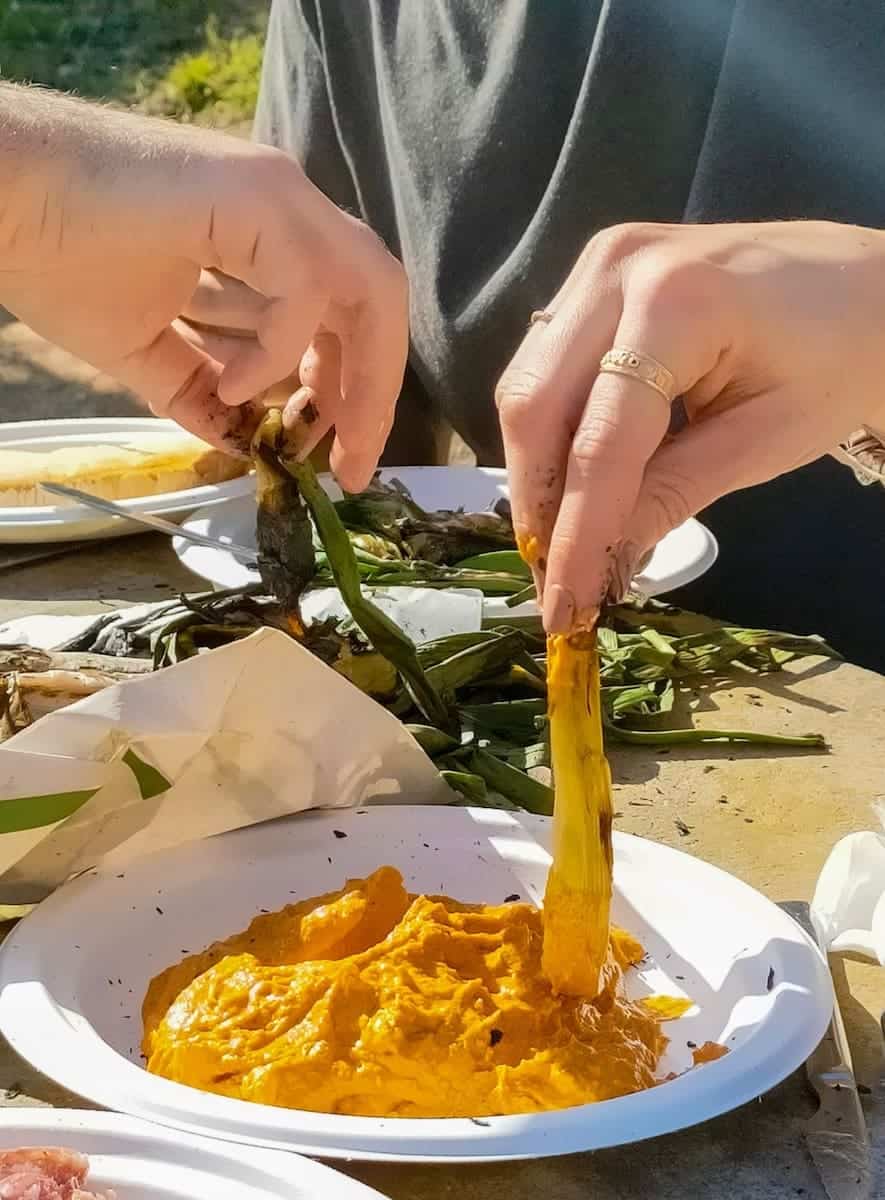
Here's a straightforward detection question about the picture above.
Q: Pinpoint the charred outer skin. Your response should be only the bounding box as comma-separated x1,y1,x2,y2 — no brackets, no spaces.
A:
252,415,316,621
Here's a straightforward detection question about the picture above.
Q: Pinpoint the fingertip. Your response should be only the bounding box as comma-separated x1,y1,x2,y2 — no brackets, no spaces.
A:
329,441,376,494
282,386,320,432
542,583,576,635
216,376,250,407
220,340,294,409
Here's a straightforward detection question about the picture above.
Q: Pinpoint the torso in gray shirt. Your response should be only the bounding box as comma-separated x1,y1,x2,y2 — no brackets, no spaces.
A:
256,0,885,669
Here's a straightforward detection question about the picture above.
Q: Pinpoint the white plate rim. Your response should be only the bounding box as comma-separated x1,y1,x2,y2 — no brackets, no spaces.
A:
0,807,831,1164
0,1107,388,1200
171,466,719,600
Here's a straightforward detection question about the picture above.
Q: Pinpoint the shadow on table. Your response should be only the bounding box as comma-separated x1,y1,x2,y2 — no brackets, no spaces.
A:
0,534,203,605
0,309,142,425
678,661,844,719
830,952,884,1094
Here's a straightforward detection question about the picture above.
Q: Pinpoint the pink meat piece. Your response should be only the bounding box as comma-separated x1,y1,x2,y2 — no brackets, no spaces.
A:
0,1149,113,1200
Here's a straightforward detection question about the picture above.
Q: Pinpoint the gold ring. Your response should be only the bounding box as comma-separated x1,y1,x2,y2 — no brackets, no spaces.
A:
598,347,676,403
529,309,555,327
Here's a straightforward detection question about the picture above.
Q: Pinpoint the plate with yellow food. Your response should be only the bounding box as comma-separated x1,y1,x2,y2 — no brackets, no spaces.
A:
0,805,831,1163
0,418,253,543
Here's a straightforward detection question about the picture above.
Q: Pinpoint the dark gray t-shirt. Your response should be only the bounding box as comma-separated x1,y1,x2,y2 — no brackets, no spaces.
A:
255,0,885,668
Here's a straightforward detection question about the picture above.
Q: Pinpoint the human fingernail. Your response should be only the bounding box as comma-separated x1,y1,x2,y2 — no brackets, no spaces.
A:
339,460,374,494
282,386,317,428
531,565,546,606
544,584,576,634
282,388,324,461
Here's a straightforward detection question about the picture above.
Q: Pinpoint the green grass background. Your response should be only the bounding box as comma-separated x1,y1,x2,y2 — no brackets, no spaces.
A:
0,0,267,125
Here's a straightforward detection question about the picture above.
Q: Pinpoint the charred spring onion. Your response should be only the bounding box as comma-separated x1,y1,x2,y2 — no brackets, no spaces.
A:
541,630,613,996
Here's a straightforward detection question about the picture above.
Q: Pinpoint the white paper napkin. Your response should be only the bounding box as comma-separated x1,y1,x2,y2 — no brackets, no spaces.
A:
0,627,449,902
811,800,885,964
0,585,485,652
299,585,483,644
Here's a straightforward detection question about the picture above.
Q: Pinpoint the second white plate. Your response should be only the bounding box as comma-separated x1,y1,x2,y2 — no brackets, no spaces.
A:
173,466,718,608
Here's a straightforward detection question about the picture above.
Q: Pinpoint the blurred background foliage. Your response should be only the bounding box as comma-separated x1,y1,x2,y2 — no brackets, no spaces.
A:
0,0,267,126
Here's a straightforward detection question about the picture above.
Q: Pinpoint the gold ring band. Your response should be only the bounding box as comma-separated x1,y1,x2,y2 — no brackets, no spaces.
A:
529,309,555,327
598,347,676,403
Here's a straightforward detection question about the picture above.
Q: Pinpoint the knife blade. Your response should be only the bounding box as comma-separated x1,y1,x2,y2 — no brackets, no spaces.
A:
39,482,258,563
780,900,873,1200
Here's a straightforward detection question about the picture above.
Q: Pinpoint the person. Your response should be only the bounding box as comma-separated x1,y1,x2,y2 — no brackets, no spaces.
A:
0,81,408,495
201,0,885,667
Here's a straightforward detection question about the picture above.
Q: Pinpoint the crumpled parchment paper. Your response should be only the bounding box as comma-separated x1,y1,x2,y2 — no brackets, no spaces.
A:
0,627,448,903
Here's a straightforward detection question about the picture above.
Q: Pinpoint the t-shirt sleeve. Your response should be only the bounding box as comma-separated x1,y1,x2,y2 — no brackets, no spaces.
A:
253,0,361,216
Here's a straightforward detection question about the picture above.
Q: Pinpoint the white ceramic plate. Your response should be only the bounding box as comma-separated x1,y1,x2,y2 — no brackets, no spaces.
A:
172,466,718,608
0,1108,387,1200
0,806,830,1163
0,419,255,544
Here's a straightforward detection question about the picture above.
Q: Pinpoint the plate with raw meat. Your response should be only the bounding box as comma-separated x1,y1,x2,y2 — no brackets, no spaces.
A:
0,1110,387,1200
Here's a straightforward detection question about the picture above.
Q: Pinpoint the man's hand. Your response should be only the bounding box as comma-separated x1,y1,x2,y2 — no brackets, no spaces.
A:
496,220,885,632
0,85,408,490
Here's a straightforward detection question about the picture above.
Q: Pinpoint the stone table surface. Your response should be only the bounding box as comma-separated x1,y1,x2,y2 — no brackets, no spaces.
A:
0,533,882,1200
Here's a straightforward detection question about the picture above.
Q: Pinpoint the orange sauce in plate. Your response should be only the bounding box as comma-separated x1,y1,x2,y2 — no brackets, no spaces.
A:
143,866,668,1118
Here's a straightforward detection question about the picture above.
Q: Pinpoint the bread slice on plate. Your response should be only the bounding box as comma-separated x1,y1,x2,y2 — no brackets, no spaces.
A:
0,431,248,507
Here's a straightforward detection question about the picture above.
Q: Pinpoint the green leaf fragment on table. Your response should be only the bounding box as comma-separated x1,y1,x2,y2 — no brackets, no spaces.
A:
439,769,488,804
657,677,676,714
460,698,547,742
606,681,670,717
122,749,172,800
505,583,537,608
454,550,532,577
481,613,544,635
323,558,530,595
494,741,550,771
0,789,99,833
416,631,498,669
405,724,461,758
597,626,620,655
603,714,826,749
447,790,521,812
461,747,554,816
480,664,548,695
424,631,527,698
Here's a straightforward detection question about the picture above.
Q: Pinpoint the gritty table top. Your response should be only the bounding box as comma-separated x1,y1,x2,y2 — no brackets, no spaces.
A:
0,533,882,1199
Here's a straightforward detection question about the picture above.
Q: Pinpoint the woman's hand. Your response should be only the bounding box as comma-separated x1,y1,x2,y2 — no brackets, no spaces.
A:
496,220,885,633
0,85,408,490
